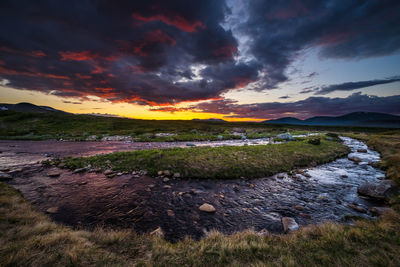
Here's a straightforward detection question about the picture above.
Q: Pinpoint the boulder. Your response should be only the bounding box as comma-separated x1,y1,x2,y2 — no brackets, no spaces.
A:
357,180,398,200
86,135,98,141
357,149,368,153
199,203,216,213
281,217,299,233
173,172,181,178
276,133,294,141
104,169,114,175
348,156,362,163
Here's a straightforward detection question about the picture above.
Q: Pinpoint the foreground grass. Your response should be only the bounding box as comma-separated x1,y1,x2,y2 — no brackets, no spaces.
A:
2,181,400,266
63,138,349,178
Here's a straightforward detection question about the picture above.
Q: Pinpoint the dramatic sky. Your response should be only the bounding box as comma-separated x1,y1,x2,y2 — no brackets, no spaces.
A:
1,0,400,121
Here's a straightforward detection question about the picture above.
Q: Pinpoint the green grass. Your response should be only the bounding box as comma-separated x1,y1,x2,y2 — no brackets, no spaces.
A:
63,138,349,178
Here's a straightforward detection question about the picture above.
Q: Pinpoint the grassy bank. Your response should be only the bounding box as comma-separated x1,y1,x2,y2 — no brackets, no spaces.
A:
63,138,349,179
1,180,400,266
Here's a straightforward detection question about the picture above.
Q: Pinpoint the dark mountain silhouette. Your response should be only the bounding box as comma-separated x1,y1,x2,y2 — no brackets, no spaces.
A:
264,112,400,128
0,102,66,113
192,118,226,122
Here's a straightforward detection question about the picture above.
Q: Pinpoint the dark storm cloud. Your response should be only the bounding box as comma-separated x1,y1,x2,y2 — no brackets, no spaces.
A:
241,0,400,89
0,0,248,105
175,93,400,119
314,77,400,95
0,0,400,107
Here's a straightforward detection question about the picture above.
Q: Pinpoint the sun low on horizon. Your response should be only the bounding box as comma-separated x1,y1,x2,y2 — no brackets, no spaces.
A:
1,0,400,121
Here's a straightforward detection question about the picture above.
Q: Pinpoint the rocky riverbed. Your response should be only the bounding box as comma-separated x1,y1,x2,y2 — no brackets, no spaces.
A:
0,137,394,241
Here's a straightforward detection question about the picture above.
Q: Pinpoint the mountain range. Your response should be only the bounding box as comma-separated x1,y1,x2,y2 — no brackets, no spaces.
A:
1,103,399,128
264,112,400,128
0,102,66,113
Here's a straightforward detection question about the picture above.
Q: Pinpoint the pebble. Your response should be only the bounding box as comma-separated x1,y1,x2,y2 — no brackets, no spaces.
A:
47,171,61,177
199,203,216,213
150,227,164,237
163,178,170,183
73,168,86,174
167,210,175,217
46,207,59,214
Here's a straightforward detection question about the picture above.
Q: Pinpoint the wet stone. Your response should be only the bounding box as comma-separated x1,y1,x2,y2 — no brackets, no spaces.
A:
46,207,59,214
199,203,216,213
47,171,61,177
73,168,86,174
347,204,367,213
281,217,299,233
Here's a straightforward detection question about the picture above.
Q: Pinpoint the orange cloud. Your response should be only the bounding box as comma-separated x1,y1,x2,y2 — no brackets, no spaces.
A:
132,13,205,33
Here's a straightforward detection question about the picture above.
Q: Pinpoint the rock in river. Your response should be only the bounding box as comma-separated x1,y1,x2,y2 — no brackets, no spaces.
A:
357,180,398,200
199,203,216,213
46,207,59,214
276,133,294,141
348,156,362,163
73,168,86,174
281,217,299,233
47,171,61,177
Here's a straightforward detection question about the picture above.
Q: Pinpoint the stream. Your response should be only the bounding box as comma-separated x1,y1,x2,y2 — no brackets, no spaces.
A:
0,137,388,241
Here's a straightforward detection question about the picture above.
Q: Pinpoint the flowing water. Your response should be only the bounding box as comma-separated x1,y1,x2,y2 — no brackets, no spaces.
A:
0,137,387,241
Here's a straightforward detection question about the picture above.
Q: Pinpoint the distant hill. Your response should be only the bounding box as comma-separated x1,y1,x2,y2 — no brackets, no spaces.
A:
264,112,400,128
0,102,66,113
192,118,226,122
